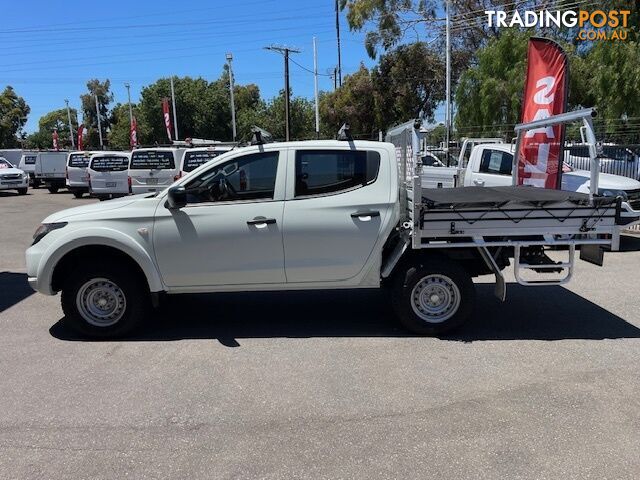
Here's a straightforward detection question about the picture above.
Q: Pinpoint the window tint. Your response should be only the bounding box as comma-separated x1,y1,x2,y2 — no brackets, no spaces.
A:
130,150,175,169
295,150,380,197
90,156,129,172
182,150,224,172
185,152,279,204
23,155,36,165
68,153,91,168
479,149,513,175
568,146,590,158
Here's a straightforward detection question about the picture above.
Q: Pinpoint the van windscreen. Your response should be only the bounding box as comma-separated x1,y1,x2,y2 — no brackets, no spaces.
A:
69,153,91,168
183,151,222,172
130,151,175,170
91,156,129,172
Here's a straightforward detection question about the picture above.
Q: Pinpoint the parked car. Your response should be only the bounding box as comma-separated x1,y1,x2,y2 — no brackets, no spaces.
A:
178,146,234,179
565,144,640,180
25,137,640,338
128,148,185,194
18,152,38,187
87,152,131,200
66,151,96,198
0,157,28,195
34,151,69,193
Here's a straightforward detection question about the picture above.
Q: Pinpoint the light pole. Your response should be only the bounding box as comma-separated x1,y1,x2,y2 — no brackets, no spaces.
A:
226,53,237,142
65,99,75,149
94,93,104,149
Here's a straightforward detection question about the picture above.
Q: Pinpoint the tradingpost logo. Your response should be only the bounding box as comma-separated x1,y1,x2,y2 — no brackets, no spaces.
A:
484,9,631,41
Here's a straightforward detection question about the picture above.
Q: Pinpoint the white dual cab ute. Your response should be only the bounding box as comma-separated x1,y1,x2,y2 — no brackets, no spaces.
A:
26,110,640,338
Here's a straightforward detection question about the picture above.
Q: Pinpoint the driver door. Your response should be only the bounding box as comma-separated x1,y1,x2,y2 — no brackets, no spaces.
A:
153,150,286,288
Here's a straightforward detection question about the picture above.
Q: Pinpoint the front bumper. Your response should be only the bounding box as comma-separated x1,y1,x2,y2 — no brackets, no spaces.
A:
0,179,28,190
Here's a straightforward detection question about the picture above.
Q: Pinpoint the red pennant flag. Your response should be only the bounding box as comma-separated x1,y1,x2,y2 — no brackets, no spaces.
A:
52,129,60,151
77,124,84,151
517,38,569,189
162,98,173,142
130,116,138,148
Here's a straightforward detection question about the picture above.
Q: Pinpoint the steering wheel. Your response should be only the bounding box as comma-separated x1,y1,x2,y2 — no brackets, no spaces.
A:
219,177,237,200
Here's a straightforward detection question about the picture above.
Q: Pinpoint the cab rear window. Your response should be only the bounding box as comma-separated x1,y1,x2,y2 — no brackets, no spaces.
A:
183,151,222,172
130,151,175,170
68,153,91,168
24,155,36,165
90,156,129,172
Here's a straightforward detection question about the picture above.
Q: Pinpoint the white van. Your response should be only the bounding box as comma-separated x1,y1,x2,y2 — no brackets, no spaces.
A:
129,148,185,194
18,152,38,186
87,153,132,200
34,151,69,193
178,146,234,178
66,151,95,198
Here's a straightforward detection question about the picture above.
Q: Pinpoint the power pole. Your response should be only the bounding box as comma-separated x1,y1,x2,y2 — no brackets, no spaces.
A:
264,45,300,141
125,82,133,130
445,0,451,150
313,37,320,139
170,76,179,141
226,52,237,141
335,0,342,87
64,99,75,149
94,93,104,149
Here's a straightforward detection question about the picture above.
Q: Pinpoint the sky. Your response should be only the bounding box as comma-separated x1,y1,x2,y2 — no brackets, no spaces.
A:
1,0,383,134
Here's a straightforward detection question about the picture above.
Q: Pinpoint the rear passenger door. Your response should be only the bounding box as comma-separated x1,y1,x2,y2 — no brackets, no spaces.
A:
282,148,392,283
472,148,514,187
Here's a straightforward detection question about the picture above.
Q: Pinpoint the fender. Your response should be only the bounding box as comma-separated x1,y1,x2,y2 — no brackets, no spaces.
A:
36,226,164,295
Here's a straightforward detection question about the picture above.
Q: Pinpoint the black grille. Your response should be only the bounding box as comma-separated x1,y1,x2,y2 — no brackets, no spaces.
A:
1,173,21,180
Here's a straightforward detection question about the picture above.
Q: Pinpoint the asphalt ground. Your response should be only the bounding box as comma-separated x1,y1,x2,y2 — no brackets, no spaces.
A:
1,187,640,479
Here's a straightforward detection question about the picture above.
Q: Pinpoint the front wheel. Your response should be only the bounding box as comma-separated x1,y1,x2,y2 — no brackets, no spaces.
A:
17,188,27,195
72,191,83,198
48,186,59,194
61,262,150,338
391,257,475,335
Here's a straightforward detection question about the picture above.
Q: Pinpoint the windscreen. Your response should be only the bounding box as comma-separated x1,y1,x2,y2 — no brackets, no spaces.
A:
182,150,222,172
23,155,36,165
90,156,129,172
130,150,175,170
68,153,91,168
0,159,11,169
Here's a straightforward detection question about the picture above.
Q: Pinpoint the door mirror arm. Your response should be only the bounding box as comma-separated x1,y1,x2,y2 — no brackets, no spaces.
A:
166,186,187,209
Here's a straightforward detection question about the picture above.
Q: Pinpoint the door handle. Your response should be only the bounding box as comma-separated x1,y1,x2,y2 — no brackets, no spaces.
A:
473,179,485,186
351,210,380,220
247,217,276,227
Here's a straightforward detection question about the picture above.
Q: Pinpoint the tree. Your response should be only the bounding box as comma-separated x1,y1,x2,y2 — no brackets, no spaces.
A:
24,107,78,149
80,79,113,149
107,103,150,150
0,86,30,148
320,65,379,138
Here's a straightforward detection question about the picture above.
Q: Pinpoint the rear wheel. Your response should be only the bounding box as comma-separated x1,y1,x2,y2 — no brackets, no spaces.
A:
391,257,475,335
73,191,83,198
17,188,27,195
32,178,40,188
61,262,150,338
48,186,59,193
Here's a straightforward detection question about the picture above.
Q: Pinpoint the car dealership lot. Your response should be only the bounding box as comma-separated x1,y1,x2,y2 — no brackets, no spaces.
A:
2,188,640,479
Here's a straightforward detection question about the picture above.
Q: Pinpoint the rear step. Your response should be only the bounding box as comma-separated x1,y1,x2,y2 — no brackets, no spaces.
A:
514,244,574,286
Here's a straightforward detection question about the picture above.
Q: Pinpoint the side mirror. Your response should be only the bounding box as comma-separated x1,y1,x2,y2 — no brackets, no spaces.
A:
167,186,187,209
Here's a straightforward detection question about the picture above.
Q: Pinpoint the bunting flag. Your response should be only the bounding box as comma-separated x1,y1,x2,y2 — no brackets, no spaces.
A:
130,116,138,148
517,37,569,189
162,98,173,142
77,124,84,151
52,129,60,151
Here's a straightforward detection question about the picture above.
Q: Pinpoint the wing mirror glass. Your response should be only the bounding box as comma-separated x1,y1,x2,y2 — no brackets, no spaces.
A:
167,185,187,209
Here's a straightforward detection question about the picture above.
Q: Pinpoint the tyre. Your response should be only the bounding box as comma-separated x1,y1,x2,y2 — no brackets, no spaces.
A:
73,191,83,199
61,262,150,338
17,188,27,195
48,186,59,194
391,257,475,335
32,178,40,188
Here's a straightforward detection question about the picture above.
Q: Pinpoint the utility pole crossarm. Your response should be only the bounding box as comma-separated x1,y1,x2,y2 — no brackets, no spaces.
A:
264,45,301,142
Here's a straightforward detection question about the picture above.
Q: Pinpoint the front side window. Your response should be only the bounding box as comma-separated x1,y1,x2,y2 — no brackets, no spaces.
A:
295,150,380,197
185,152,279,204
479,150,513,176
130,151,175,170
90,156,129,172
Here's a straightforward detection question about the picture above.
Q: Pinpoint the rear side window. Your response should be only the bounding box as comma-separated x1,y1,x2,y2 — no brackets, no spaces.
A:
90,156,129,172
294,150,380,197
183,150,222,172
479,149,513,175
23,155,36,165
130,151,175,170
68,153,91,168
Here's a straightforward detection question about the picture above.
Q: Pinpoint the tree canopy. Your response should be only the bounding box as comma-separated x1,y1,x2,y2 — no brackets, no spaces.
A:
0,87,30,148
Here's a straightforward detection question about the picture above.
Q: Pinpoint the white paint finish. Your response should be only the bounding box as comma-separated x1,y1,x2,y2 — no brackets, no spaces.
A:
129,148,185,195
34,151,68,179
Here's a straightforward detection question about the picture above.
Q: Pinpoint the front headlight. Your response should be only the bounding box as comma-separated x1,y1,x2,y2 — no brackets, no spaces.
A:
32,222,67,245
598,189,628,200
